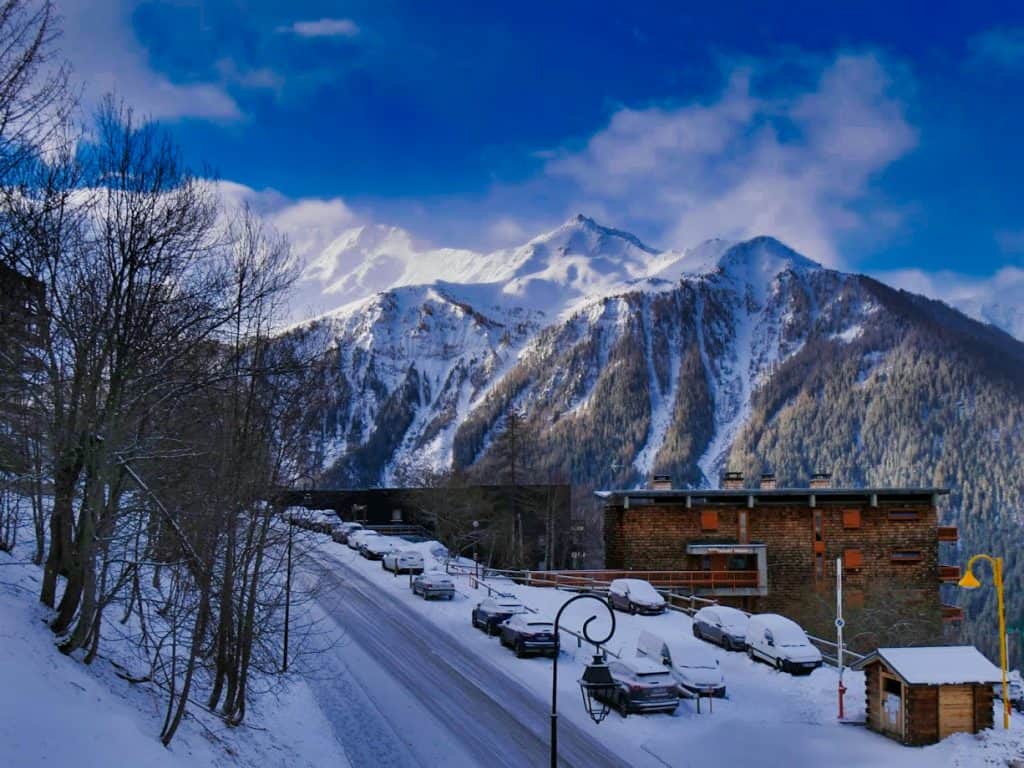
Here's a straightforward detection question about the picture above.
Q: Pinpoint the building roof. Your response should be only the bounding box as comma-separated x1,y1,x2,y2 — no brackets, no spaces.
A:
594,487,948,506
851,646,1002,685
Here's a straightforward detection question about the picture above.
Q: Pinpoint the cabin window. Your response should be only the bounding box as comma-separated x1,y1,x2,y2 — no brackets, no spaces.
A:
391,508,403,522
844,548,864,569
842,509,862,529
701,510,719,531
888,509,920,521
890,549,923,563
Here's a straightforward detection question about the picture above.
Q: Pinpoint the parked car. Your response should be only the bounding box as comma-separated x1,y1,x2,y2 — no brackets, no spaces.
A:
608,578,667,615
746,614,822,674
411,571,455,600
472,598,527,635
383,549,425,574
361,536,399,560
597,658,680,716
498,614,559,658
347,529,378,551
636,630,726,697
333,522,363,544
692,605,750,651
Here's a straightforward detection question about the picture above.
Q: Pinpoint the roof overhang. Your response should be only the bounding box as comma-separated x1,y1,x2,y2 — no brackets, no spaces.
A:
595,487,949,507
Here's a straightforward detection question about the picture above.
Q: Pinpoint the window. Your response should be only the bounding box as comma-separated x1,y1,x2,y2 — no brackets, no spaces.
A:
391,509,403,522
888,509,920,521
738,510,748,543
842,509,862,529
844,548,864,569
890,549,923,563
700,509,719,531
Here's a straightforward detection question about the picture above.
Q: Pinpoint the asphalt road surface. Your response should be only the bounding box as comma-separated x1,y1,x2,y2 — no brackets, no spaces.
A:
306,553,631,768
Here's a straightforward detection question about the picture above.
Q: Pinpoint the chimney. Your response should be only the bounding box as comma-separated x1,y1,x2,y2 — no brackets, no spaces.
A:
759,473,777,490
651,474,672,490
721,471,744,490
810,471,832,489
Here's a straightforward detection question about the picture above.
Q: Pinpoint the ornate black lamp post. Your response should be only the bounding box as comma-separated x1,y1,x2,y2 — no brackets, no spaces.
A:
551,593,617,768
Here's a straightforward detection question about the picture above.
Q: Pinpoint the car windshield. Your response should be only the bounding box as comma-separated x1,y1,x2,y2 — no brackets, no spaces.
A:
624,581,661,601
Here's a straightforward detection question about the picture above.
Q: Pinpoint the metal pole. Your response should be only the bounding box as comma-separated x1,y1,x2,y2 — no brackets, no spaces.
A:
996,557,1011,730
282,518,293,673
836,556,845,719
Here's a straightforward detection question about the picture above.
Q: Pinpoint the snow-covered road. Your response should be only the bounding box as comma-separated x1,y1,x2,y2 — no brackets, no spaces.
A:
307,553,630,768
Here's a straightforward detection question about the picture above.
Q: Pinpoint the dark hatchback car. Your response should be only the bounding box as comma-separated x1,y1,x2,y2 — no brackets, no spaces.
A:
597,658,680,717
471,598,527,635
498,615,559,658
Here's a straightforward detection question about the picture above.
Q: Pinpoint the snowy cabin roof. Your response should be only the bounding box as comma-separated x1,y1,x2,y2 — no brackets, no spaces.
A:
851,646,1002,686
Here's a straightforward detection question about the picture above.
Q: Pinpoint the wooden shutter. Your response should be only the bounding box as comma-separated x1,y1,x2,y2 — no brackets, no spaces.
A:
842,509,862,529
844,548,864,569
700,509,719,531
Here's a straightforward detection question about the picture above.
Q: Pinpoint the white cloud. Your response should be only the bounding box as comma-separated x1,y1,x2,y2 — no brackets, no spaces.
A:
279,18,360,39
969,27,1024,68
545,53,917,266
55,0,241,121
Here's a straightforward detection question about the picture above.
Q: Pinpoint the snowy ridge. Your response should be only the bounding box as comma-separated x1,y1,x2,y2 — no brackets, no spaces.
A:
297,219,896,487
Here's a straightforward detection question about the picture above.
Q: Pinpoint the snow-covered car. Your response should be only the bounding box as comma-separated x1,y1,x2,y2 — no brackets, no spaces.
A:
383,549,424,574
498,614,559,658
411,571,455,600
608,578,666,615
333,522,363,544
361,536,399,560
637,630,726,697
347,529,379,551
471,598,527,635
746,614,822,674
598,658,680,716
692,605,750,651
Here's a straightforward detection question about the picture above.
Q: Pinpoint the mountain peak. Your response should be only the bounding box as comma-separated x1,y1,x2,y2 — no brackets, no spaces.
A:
715,236,823,279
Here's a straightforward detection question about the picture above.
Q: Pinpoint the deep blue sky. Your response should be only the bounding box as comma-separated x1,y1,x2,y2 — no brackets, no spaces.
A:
61,0,1024,283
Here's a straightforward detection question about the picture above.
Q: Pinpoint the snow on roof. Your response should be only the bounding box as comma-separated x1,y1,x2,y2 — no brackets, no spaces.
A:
854,646,1002,685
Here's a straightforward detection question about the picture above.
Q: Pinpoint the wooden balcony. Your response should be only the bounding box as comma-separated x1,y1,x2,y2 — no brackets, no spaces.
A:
523,569,762,591
937,526,959,543
938,565,962,583
941,604,964,622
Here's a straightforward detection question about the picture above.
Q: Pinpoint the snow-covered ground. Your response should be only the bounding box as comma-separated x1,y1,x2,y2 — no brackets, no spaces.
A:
315,536,1024,768
0,539,350,768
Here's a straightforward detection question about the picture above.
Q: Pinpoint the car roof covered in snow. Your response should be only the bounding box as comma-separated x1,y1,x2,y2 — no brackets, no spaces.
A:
610,578,662,596
617,656,672,675
852,646,1003,685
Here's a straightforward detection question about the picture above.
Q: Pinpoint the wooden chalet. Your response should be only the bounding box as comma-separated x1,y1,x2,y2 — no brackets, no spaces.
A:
852,646,1001,745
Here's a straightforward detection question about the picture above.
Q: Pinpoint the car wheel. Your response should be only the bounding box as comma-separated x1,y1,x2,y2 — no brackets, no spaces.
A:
775,657,784,672
486,623,496,637
693,625,702,640
515,640,526,658
747,647,757,663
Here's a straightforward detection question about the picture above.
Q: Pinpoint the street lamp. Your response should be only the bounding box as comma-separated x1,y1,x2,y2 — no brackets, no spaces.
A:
550,593,616,768
959,553,1011,729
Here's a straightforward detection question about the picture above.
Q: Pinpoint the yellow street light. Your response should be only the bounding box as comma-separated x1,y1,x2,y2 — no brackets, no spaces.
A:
959,553,1011,730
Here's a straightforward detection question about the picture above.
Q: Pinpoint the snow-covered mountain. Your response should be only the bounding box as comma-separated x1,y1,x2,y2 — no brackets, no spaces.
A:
293,216,880,487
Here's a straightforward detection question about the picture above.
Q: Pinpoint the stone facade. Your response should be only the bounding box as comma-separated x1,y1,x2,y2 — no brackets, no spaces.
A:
602,488,949,650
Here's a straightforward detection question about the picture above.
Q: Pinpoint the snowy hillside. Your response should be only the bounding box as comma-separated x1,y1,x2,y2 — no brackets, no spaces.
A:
0,544,350,768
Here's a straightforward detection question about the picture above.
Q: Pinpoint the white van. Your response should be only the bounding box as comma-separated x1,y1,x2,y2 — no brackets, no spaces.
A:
636,630,726,697
745,614,822,675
